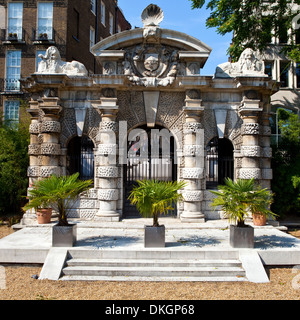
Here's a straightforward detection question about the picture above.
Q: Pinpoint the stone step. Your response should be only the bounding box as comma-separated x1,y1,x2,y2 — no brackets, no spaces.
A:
61,275,247,282
67,249,240,260
66,258,242,268
62,265,246,278
59,248,247,282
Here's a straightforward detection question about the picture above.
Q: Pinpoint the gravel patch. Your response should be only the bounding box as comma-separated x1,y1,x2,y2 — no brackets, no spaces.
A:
1,225,300,300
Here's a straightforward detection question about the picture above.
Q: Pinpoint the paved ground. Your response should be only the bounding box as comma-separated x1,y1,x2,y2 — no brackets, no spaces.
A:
0,218,300,263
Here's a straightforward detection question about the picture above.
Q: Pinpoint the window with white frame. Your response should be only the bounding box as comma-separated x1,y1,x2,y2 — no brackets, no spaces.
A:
101,1,105,26
6,50,21,91
280,61,290,87
8,2,23,39
36,50,46,71
37,2,53,40
90,27,95,50
109,12,114,34
91,0,96,14
4,100,20,124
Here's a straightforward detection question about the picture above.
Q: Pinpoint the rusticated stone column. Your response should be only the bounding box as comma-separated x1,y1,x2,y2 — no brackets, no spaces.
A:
39,97,62,178
22,101,41,224
239,97,263,180
180,95,205,223
94,97,120,221
259,103,273,189
27,100,41,187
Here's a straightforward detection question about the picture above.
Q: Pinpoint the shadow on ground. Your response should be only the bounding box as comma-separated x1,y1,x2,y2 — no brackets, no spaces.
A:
254,234,300,249
75,236,141,248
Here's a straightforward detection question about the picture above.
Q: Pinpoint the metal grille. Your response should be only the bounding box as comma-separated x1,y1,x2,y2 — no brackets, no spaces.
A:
67,136,94,181
124,126,177,218
206,137,234,189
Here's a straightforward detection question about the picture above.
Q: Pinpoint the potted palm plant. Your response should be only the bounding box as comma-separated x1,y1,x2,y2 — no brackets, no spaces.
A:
210,178,256,248
24,173,92,247
249,187,277,226
128,179,185,247
24,184,52,224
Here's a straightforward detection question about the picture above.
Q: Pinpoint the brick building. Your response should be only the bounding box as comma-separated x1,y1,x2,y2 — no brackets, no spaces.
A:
0,0,131,124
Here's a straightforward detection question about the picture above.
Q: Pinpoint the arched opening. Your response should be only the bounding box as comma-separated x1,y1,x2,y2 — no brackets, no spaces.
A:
123,125,177,217
67,135,95,181
206,137,234,189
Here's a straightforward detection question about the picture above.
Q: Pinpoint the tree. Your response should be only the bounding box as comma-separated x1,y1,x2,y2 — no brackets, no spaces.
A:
189,0,300,62
0,120,30,217
271,110,300,217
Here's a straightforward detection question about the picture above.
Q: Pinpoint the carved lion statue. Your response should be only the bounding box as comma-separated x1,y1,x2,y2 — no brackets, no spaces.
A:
215,48,265,78
37,46,88,76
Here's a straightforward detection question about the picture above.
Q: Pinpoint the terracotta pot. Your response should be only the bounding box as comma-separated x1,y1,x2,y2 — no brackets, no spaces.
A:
252,213,267,226
36,208,52,224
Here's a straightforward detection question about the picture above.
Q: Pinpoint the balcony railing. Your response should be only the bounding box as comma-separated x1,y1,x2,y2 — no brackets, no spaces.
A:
1,27,25,42
32,27,55,42
4,79,21,92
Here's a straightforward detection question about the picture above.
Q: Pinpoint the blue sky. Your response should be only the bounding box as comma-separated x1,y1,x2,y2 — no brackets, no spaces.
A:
117,0,232,75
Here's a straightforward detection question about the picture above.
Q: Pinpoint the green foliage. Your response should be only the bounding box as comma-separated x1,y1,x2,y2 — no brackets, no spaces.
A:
271,112,300,217
24,173,93,226
292,176,300,207
128,180,186,227
0,118,30,217
189,0,300,62
210,178,275,227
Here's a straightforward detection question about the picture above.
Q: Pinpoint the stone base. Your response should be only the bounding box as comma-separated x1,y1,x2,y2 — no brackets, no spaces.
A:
94,216,120,222
95,210,120,222
20,212,38,225
180,212,205,223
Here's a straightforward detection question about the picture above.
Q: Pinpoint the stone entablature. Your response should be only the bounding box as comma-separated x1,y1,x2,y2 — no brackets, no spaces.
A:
22,5,278,224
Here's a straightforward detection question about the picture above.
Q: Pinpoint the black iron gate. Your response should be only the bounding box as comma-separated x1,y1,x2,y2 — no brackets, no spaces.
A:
206,137,234,189
123,126,177,218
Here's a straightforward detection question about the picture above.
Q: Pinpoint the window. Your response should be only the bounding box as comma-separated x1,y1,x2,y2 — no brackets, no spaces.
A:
109,12,114,34
90,27,95,50
5,50,21,91
101,1,105,26
296,28,300,44
278,19,288,44
4,100,20,124
296,63,300,88
8,2,23,39
73,9,80,40
91,0,96,14
280,61,290,87
37,2,53,40
264,61,273,78
36,50,46,71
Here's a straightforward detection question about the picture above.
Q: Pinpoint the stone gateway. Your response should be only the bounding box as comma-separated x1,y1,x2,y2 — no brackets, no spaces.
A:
22,5,277,225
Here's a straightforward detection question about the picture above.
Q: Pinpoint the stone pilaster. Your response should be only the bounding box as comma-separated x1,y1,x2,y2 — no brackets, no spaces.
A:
39,97,62,178
259,103,273,189
180,97,205,223
22,101,41,224
238,98,263,180
94,97,120,221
